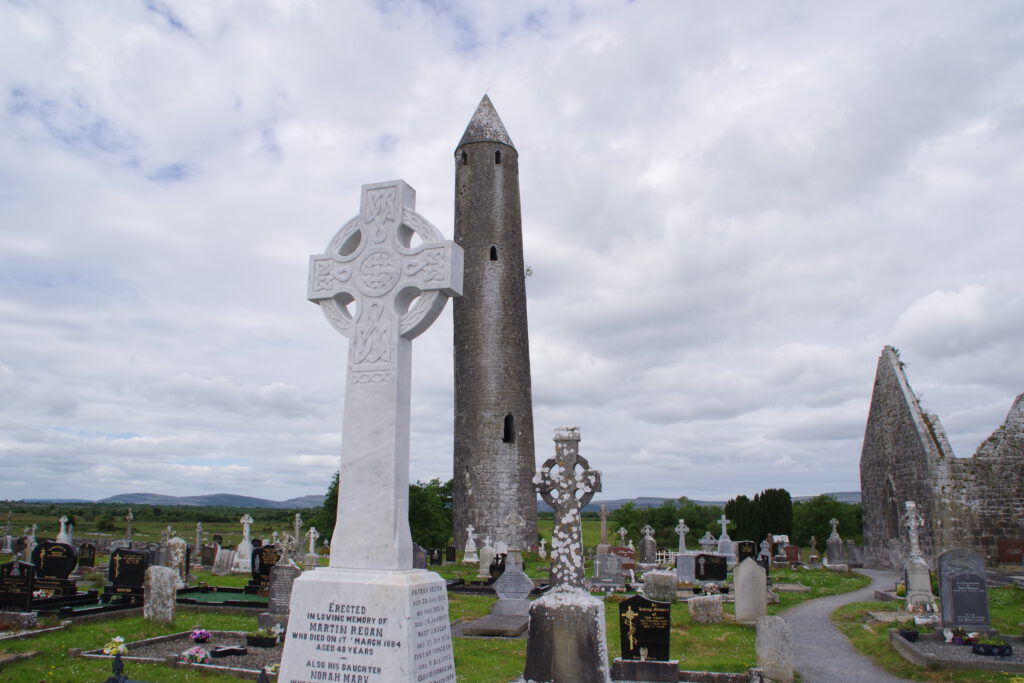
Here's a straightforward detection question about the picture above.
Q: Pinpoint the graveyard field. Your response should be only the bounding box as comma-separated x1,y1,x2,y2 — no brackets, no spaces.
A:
831,586,1024,683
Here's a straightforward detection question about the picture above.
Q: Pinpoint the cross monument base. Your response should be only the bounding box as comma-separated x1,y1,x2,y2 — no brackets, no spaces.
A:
278,568,455,682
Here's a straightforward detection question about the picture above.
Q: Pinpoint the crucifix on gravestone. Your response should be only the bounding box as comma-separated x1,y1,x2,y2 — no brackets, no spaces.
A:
533,427,602,588
718,514,730,539
618,527,628,547
902,501,925,560
675,519,689,553
307,179,462,569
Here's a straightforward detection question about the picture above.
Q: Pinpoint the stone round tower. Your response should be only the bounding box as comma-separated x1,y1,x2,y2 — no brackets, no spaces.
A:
452,95,537,551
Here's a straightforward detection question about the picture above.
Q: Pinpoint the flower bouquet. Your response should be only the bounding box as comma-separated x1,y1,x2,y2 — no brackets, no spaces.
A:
102,636,128,656
190,627,211,643
182,646,211,664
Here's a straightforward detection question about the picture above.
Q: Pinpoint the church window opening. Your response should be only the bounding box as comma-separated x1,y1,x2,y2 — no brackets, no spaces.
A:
495,150,501,164
490,246,498,261
502,414,515,443
461,151,467,165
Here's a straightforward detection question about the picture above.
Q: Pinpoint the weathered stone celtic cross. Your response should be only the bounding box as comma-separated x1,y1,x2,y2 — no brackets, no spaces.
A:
533,426,602,588
675,519,689,553
308,179,463,569
902,501,925,560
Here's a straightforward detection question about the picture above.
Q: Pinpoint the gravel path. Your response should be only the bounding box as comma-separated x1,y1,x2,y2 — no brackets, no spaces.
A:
781,568,912,683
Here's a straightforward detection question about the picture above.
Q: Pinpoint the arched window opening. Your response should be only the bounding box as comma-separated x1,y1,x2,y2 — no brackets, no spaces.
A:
461,151,468,165
502,414,515,443
489,246,498,261
495,150,501,164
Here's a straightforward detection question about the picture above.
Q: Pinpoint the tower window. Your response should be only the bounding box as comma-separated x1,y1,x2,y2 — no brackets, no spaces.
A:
490,246,498,261
502,414,515,443
461,151,467,165
495,150,501,164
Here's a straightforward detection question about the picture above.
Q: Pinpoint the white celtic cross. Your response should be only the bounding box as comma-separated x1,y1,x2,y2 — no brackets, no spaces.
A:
675,519,689,553
902,501,925,560
309,180,462,570
718,514,730,538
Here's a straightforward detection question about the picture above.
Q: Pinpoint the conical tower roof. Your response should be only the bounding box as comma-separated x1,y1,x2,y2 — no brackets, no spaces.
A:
457,95,515,150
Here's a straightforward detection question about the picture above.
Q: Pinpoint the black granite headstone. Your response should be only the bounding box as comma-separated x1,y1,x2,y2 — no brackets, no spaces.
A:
429,548,442,566
249,545,281,589
694,554,727,582
31,540,77,579
200,544,218,567
412,544,427,569
212,534,224,545
445,545,456,563
618,594,671,661
77,542,97,568
736,541,756,564
0,561,35,611
103,548,148,603
938,549,990,629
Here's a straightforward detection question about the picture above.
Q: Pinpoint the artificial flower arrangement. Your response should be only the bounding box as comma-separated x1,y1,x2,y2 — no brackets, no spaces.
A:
190,627,211,643
182,646,211,664
102,636,128,656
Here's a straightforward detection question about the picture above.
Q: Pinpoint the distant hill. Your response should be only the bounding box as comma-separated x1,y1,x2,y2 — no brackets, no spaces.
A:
14,492,326,509
542,491,861,513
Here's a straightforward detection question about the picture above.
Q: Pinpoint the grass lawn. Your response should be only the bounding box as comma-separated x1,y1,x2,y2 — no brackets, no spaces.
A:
831,586,1024,683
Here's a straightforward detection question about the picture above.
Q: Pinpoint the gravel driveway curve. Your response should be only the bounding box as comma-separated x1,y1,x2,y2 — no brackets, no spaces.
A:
781,568,912,683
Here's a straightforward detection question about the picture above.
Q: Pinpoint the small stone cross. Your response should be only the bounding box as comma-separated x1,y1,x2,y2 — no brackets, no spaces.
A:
674,519,689,553
640,524,655,540
125,509,133,539
902,501,925,559
293,513,303,542
617,527,628,546
599,504,609,546
162,525,175,542
533,427,602,589
240,514,254,542
308,180,462,570
718,514,730,538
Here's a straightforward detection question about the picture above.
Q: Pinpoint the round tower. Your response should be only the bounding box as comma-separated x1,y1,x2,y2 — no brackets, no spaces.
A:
452,96,537,551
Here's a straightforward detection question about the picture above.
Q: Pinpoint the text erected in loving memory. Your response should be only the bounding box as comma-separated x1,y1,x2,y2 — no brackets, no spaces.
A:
286,582,454,683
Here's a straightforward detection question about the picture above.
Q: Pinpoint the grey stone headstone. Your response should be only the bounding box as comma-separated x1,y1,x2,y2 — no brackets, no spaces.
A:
826,536,843,565
756,615,794,683
733,558,767,624
269,562,302,615
595,554,625,586
688,594,723,624
938,549,990,629
212,548,236,576
491,563,533,617
642,570,677,603
200,544,218,567
676,552,696,584
412,544,427,570
639,536,657,565
143,565,177,625
845,539,864,568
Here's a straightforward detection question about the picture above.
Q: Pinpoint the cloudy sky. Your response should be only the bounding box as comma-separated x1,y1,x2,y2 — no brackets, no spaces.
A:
2,1,1022,505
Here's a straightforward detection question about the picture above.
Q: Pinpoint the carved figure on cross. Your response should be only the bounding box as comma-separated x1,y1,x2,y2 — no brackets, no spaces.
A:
675,519,689,553
308,180,462,570
533,427,602,589
902,501,925,560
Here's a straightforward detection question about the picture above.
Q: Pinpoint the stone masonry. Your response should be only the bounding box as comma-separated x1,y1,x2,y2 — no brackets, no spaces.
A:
452,96,538,551
860,346,1024,567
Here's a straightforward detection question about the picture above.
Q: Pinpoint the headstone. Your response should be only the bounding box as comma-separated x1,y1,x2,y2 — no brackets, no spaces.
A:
412,544,427,570
619,594,670,660
674,519,690,555
938,549,990,629
675,552,696,584
617,527,628,547
56,515,72,544
756,615,794,683
596,504,610,555
688,594,723,625
699,531,716,553
269,562,302,615
538,537,546,559
902,501,936,611
996,539,1024,564
524,426,607,683
783,545,800,564
475,538,494,579
429,548,442,566
825,518,843,565
105,548,148,603
736,540,757,564
639,525,657,565
642,570,677,603
610,546,636,572
212,534,223,546
445,545,455,563
845,539,863,568
134,542,160,566
77,542,97,569
212,548,236,576
694,553,727,583
248,544,281,590
463,562,534,637
463,524,478,564
0,561,35,611
233,513,254,572
200,544,218,567
278,180,460,683
165,536,189,588
733,558,768,624
716,514,735,562
494,540,509,556
30,540,78,596
143,565,177,624
594,553,625,588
